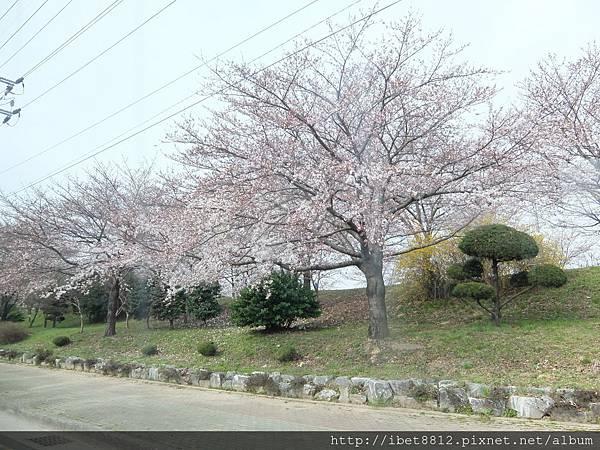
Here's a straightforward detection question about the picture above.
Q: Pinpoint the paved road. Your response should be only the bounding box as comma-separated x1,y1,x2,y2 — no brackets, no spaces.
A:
0,411,52,431
1,363,598,432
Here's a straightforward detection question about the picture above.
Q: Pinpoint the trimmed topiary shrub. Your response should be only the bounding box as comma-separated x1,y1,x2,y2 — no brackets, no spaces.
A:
459,224,539,262
456,224,539,325
230,271,321,332
452,282,495,301
197,341,217,356
528,264,567,288
277,345,301,363
52,336,71,347
0,322,29,344
141,344,158,356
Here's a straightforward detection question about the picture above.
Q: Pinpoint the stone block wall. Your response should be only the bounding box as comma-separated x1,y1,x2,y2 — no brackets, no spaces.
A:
1,348,599,423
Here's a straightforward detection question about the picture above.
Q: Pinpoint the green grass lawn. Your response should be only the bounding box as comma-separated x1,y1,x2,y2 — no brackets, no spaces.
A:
3,267,600,389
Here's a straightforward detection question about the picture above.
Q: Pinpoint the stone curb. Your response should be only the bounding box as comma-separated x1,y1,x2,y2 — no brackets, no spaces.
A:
1,349,599,424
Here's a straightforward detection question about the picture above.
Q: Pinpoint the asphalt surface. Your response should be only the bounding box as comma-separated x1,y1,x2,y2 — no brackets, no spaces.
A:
1,363,598,432
0,411,51,431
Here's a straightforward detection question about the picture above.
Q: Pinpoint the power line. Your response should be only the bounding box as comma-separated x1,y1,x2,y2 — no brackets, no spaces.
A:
0,0,74,71
0,0,49,54
7,0,400,197
0,0,21,27
0,0,326,175
22,0,124,78
12,0,360,177
21,0,177,110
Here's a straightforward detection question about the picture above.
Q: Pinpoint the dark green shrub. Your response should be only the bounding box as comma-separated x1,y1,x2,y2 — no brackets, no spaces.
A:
34,347,53,363
0,322,29,344
52,336,71,347
510,270,530,287
451,282,494,300
447,264,466,281
187,282,222,323
142,344,158,356
277,345,301,362
151,287,186,328
528,264,567,288
197,341,217,356
230,271,321,331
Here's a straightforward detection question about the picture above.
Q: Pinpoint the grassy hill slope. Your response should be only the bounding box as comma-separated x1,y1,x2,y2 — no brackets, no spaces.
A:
3,267,600,389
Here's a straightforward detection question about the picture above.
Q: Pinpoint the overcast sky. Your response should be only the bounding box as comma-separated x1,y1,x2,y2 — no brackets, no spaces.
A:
0,0,599,195
1,0,598,288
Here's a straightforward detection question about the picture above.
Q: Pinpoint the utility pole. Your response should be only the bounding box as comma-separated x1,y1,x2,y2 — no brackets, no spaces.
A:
0,105,20,124
0,75,23,125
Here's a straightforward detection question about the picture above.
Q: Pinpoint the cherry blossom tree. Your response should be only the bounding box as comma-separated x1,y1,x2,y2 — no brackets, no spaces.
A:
522,43,600,231
167,15,557,339
0,163,159,336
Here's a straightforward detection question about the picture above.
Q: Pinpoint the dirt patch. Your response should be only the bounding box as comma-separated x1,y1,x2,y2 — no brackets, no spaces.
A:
313,289,369,325
385,341,424,353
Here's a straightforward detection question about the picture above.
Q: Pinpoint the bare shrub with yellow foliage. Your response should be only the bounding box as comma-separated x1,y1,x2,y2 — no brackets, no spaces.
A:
395,232,464,302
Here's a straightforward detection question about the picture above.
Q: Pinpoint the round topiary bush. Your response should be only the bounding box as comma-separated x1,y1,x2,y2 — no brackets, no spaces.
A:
197,341,217,356
277,345,301,363
52,336,71,347
141,344,158,356
459,224,539,262
451,282,495,300
0,322,29,344
528,264,567,288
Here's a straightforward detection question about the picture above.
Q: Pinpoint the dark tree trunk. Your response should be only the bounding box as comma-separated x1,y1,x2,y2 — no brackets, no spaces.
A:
0,295,17,321
28,309,38,328
360,245,389,340
313,283,319,296
491,259,501,326
169,318,174,329
104,275,120,337
303,271,312,290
